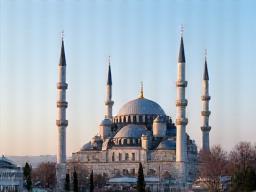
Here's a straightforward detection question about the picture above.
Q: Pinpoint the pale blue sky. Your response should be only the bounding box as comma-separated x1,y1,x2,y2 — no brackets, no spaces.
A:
0,0,256,156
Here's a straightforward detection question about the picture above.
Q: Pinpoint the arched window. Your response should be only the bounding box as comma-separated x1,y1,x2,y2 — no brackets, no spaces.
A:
119,153,122,161
147,169,156,176
125,153,129,161
139,115,143,123
112,152,115,162
127,116,131,123
123,169,129,175
162,171,172,179
132,153,135,161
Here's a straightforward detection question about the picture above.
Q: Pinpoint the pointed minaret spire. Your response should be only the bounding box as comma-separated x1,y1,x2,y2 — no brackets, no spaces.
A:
139,82,144,98
107,56,112,85
56,32,68,191
105,56,114,119
59,31,66,66
178,25,186,63
201,50,211,151
203,50,209,80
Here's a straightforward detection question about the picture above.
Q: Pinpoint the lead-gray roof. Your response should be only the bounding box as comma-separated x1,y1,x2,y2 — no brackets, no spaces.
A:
80,142,92,151
117,98,166,116
156,138,176,150
100,118,112,126
0,156,17,169
114,124,149,138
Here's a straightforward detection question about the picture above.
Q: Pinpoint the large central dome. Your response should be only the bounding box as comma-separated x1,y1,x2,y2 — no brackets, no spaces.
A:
117,98,166,116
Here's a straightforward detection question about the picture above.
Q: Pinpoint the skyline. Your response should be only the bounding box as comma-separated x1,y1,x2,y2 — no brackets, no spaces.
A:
1,0,256,156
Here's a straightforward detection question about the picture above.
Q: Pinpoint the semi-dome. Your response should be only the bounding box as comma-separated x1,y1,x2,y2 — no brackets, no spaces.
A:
114,124,149,138
157,138,176,150
117,98,166,116
0,156,17,169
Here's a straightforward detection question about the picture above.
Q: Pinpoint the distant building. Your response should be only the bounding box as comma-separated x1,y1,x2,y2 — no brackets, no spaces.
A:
0,155,23,192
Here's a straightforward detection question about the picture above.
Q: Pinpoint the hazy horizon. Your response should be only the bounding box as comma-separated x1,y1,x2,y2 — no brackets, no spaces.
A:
1,0,256,156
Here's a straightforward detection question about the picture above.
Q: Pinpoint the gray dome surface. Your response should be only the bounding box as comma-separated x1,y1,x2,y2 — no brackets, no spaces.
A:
100,118,112,126
114,124,149,138
81,142,92,151
157,138,176,150
0,156,17,169
117,98,166,116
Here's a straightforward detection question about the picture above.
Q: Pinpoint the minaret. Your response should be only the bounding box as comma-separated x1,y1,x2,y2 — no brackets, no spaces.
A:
56,33,68,191
201,51,211,151
175,30,188,163
105,56,114,119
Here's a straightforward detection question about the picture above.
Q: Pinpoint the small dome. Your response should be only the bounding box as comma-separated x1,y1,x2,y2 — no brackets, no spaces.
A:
117,98,166,116
114,124,149,138
0,156,17,169
157,138,176,150
100,118,112,126
81,142,92,151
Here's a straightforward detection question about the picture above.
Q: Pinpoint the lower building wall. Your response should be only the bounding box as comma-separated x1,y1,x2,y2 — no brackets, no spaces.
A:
69,148,198,182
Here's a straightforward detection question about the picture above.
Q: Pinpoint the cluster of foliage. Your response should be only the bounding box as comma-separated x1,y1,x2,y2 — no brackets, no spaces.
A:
73,169,79,192
137,162,145,192
23,162,32,191
64,165,106,192
199,142,256,192
90,170,94,192
32,162,56,189
65,173,70,191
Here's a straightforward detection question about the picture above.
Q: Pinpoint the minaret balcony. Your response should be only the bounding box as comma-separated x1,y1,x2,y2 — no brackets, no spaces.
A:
56,120,68,127
176,81,187,87
176,118,188,125
176,99,188,107
57,101,68,108
201,126,211,132
201,95,211,101
201,111,211,116
105,100,114,106
57,83,68,89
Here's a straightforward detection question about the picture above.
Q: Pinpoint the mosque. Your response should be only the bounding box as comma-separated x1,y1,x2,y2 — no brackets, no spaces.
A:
55,32,211,191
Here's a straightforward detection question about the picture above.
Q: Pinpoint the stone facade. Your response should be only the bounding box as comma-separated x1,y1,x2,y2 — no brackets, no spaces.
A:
0,156,23,192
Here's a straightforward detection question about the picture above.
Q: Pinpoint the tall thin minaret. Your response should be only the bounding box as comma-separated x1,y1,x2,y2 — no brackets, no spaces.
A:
201,51,211,151
176,29,188,163
56,33,68,191
105,56,114,119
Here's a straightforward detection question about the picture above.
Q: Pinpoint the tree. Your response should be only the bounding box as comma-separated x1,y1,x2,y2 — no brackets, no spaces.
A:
198,145,228,192
73,169,79,192
90,170,94,192
23,162,32,191
68,164,89,190
229,142,256,191
32,162,56,189
94,173,107,189
65,173,70,191
137,162,145,192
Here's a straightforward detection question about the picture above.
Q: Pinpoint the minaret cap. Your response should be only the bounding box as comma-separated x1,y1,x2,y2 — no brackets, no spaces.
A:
203,50,209,80
139,82,144,98
59,31,66,66
178,25,186,63
107,56,112,85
